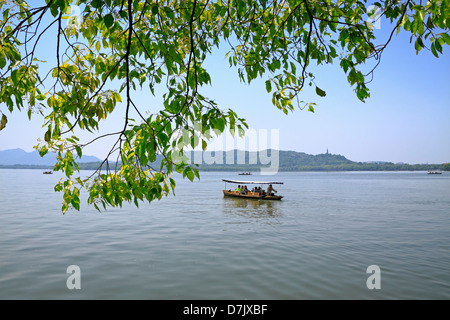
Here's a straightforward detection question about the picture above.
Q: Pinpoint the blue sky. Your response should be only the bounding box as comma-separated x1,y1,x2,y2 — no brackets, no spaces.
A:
0,8,449,164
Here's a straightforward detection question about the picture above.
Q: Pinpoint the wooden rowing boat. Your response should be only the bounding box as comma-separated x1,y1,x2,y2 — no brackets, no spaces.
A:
222,179,284,200
222,189,283,200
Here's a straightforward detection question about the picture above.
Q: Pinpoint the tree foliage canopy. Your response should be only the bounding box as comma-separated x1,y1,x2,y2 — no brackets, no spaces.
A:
1,0,449,212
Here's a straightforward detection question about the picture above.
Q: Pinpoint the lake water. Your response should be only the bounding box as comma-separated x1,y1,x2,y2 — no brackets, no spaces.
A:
0,169,449,299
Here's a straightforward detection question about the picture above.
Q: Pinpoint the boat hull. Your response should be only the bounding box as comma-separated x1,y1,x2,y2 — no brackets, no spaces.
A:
223,190,283,200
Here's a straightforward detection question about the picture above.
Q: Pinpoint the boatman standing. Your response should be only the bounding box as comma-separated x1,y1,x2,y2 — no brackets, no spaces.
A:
266,184,277,196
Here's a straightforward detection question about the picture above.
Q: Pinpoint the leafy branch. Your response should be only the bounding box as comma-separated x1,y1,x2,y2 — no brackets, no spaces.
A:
1,0,448,213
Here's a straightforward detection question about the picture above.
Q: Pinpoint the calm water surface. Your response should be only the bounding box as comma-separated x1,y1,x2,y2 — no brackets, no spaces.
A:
0,169,449,299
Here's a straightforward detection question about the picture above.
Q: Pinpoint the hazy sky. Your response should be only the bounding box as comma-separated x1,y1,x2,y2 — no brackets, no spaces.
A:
0,8,449,164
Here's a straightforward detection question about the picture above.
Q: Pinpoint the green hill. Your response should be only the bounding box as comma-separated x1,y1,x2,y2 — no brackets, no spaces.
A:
185,150,445,172
186,149,353,171
0,149,446,172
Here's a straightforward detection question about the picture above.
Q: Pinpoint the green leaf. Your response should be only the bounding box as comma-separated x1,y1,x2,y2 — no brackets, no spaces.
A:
193,168,200,180
44,129,51,142
62,202,69,214
340,59,349,73
183,166,195,181
65,163,73,178
265,80,272,93
431,42,439,58
414,37,424,52
435,38,443,54
0,53,5,69
356,88,366,101
75,145,82,158
151,4,158,15
0,114,7,131
104,13,114,28
39,145,48,157
441,33,450,45
91,0,103,9
50,5,59,17
54,182,63,192
315,86,326,97
2,8,10,21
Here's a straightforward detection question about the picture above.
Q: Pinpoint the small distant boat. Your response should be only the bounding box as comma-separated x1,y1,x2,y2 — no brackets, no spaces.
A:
238,172,252,175
43,170,53,174
222,179,284,200
428,170,442,174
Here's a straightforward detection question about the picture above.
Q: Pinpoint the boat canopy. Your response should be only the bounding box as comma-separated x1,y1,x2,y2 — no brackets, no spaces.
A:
222,179,283,185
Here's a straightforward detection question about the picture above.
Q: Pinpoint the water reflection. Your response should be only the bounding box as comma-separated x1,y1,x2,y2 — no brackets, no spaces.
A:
221,197,283,221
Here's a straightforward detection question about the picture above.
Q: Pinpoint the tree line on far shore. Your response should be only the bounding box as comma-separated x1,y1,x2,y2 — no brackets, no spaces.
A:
2,150,448,172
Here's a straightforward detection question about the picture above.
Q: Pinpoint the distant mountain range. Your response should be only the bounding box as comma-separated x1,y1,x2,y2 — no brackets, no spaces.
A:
0,148,446,171
0,148,101,166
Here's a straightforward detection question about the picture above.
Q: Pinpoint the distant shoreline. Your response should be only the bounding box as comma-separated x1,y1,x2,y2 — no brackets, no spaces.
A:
1,149,448,172
1,162,447,172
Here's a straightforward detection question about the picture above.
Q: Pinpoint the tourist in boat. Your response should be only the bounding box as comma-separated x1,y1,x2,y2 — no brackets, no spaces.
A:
261,187,267,196
236,185,241,193
266,184,277,196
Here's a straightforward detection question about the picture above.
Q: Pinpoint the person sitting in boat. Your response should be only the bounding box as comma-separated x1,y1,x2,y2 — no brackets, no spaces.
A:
241,185,248,194
236,185,241,193
260,187,267,196
266,184,277,196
